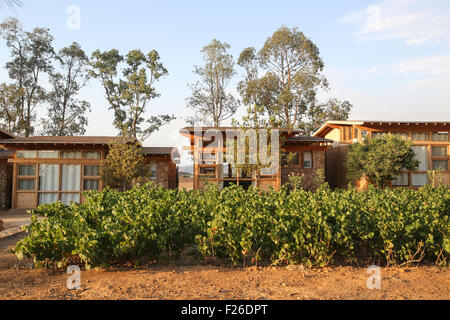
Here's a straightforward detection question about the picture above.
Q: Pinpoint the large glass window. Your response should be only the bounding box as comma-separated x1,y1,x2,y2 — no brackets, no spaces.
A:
61,193,80,205
16,150,37,158
61,151,81,159
432,132,449,141
38,151,58,159
412,173,428,186
433,160,448,170
412,132,428,141
61,165,80,191
392,173,409,186
411,146,428,171
39,193,58,205
84,165,100,176
83,180,99,191
432,146,447,157
391,132,408,139
83,151,101,159
18,165,35,176
372,131,387,138
39,165,59,191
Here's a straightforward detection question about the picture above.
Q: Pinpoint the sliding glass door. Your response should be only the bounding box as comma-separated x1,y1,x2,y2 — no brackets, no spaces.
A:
39,164,59,205
61,165,81,205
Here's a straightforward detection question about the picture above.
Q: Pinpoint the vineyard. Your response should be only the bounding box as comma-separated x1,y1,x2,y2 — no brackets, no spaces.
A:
13,183,450,269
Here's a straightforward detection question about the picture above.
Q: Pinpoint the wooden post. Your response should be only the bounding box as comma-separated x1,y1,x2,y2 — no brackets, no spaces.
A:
11,162,17,209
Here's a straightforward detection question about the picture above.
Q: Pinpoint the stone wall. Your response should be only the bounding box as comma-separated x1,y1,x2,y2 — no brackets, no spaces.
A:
155,161,169,188
281,150,326,191
0,161,13,210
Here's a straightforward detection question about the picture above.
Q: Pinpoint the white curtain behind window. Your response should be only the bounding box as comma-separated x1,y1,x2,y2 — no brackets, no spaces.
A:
62,165,80,191
39,164,59,205
39,193,58,205
61,193,80,205
412,146,428,171
39,165,59,191
411,146,428,186
392,172,409,186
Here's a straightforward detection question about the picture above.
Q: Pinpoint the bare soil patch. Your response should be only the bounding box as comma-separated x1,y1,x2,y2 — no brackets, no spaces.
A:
0,234,448,300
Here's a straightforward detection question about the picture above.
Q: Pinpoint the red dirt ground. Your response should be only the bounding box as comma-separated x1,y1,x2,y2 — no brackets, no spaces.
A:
0,233,448,300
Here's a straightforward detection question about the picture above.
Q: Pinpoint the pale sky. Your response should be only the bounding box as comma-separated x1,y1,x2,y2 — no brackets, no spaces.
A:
0,0,449,166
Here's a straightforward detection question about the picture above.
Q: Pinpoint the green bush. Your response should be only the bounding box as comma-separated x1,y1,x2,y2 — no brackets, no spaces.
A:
14,183,449,268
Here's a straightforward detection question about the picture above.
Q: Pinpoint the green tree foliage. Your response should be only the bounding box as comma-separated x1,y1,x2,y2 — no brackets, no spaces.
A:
186,39,239,126
90,49,174,140
346,135,420,188
237,26,352,133
0,17,55,136
42,42,91,136
100,140,149,191
0,83,20,132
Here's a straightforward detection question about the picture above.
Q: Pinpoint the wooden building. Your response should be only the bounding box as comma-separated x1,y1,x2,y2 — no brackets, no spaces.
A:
0,135,179,209
313,120,450,188
180,127,331,191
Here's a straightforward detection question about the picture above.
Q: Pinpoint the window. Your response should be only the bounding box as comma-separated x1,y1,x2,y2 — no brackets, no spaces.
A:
149,163,157,179
83,180,99,191
411,146,428,171
432,146,447,157
18,165,35,176
412,132,428,141
391,132,408,139
39,164,59,191
411,173,428,186
61,165,80,192
83,151,101,159
392,173,409,186
282,152,299,166
39,193,58,205
61,151,81,159
432,132,449,141
433,160,448,170
372,131,386,138
61,193,80,205
303,151,312,168
18,179,35,190
38,151,58,158
16,150,37,158
342,127,352,140
84,165,99,176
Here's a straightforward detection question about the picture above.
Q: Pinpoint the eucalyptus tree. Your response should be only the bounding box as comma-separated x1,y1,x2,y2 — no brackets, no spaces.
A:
90,49,174,140
42,42,91,136
0,83,20,132
0,17,55,136
186,39,239,127
238,26,352,133
0,0,22,11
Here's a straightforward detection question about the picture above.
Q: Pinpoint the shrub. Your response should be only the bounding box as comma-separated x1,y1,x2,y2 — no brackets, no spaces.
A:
14,183,450,268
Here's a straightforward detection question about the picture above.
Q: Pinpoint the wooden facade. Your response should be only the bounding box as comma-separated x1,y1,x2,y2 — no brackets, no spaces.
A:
0,136,179,209
313,121,450,188
180,127,331,191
